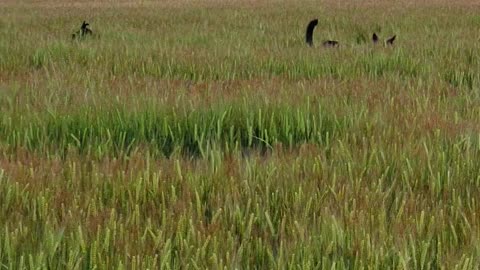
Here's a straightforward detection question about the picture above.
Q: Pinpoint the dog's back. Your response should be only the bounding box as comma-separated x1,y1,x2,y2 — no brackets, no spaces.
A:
322,40,339,47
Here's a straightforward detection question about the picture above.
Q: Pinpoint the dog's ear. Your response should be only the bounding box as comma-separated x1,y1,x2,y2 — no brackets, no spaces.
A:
386,35,396,45
372,33,379,43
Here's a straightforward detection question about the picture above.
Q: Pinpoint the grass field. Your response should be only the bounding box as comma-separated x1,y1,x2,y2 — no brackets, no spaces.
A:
1,0,480,269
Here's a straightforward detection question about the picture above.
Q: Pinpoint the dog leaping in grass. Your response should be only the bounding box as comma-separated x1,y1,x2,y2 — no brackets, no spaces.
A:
72,21,93,40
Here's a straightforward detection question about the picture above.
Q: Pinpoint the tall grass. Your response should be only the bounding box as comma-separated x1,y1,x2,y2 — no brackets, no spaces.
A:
1,0,480,269
0,102,346,158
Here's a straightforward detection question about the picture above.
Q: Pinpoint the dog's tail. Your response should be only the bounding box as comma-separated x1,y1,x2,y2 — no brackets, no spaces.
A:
305,19,318,47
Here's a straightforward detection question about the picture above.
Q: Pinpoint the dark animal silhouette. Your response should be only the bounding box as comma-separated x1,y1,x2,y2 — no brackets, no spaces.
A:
81,21,93,35
372,33,379,44
322,40,339,47
386,35,396,46
72,21,93,40
305,19,318,47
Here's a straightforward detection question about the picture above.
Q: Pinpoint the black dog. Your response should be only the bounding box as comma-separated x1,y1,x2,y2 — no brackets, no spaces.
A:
305,19,318,47
72,21,93,39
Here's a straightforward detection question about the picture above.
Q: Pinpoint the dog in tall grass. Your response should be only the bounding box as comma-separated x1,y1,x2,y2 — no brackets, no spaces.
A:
72,21,93,40
305,19,339,48
372,32,397,46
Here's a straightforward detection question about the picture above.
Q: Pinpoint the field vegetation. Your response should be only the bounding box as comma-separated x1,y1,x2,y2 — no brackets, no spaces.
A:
1,0,480,268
